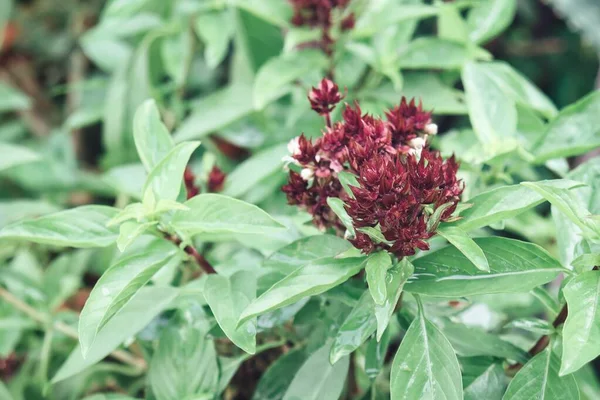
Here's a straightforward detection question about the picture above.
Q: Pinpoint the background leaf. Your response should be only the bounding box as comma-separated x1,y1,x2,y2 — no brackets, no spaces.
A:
0,206,119,248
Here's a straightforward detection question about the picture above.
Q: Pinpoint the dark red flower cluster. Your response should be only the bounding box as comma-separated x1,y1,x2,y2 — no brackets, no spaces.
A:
183,165,227,199
289,0,354,55
282,79,462,258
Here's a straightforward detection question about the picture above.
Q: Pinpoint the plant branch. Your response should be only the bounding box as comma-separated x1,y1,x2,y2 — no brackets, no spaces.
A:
164,233,216,274
0,287,146,370
507,300,569,375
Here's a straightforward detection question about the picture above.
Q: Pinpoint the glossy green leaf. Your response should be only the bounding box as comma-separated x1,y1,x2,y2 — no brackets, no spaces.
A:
504,318,554,335
464,363,505,400
253,49,328,109
330,291,377,364
390,299,463,400
253,348,306,400
327,197,356,238
205,271,257,354
171,193,285,237
560,271,600,376
438,226,489,272
149,322,219,400
521,182,600,238
174,84,254,142
52,286,178,383
263,235,351,273
462,61,517,144
79,244,179,356
375,258,413,341
0,82,31,112
467,0,517,44
0,205,119,248
535,90,600,162
438,3,469,43
406,237,564,297
398,38,469,70
143,141,200,201
366,251,393,305
455,179,582,231
232,0,292,28
239,257,365,325
0,142,40,171
133,99,174,172
504,347,579,400
283,344,349,400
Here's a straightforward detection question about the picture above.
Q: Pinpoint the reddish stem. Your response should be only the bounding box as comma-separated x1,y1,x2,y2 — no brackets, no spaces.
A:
165,233,216,274
325,113,332,128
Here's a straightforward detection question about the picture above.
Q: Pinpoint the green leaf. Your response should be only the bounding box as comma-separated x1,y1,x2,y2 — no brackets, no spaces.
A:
398,38,469,70
133,99,174,172
462,61,517,144
352,4,438,38
174,84,254,142
437,226,489,272
0,142,40,172
521,182,600,238
52,286,178,383
116,220,154,251
464,363,505,400
438,3,469,43
482,61,557,119
232,0,292,28
327,197,356,238
504,347,579,400
194,10,235,68
78,244,179,356
560,271,600,376
222,143,288,198
0,82,31,112
365,327,392,380
253,348,306,400
504,318,554,335
330,291,377,364
0,205,119,248
149,322,219,400
171,193,284,237
283,344,349,400
253,49,328,109
337,170,360,198
205,271,257,354
572,254,600,273
438,318,527,362
263,235,351,273
375,258,413,341
143,141,200,201
535,91,600,162
390,298,463,400
239,257,366,325
455,179,582,231
365,251,393,305
467,0,517,44
406,237,564,297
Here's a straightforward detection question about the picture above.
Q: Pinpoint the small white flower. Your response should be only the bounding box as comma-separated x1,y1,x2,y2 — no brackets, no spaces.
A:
408,136,426,150
287,137,301,155
300,168,314,181
424,123,438,135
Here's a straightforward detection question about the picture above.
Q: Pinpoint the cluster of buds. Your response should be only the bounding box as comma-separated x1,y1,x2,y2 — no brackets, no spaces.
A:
282,79,462,258
289,0,355,55
183,165,227,199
